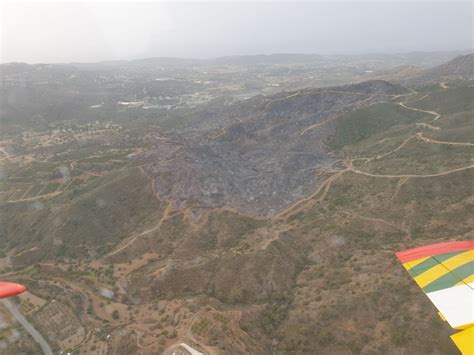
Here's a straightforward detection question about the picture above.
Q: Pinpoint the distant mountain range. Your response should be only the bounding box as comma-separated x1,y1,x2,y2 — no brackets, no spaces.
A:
3,50,470,68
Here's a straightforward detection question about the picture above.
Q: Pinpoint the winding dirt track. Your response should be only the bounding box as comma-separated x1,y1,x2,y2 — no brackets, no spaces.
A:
300,111,346,135
352,164,474,179
280,86,473,219
416,133,474,147
0,147,11,159
274,167,349,220
398,101,441,120
369,135,416,162
264,89,399,111
7,191,63,203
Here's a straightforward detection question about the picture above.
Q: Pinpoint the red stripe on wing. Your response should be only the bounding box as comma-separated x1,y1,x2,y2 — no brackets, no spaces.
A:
395,241,474,263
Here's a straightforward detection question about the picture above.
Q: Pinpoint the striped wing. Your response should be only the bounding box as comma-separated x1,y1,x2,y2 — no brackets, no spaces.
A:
396,241,474,355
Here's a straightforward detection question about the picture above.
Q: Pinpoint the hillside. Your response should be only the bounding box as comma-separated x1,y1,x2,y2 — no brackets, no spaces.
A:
0,80,411,264
0,60,472,354
402,53,474,87
423,53,474,77
356,54,474,88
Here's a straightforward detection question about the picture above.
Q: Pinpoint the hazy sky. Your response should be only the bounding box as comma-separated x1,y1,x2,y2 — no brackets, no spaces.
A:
1,1,472,63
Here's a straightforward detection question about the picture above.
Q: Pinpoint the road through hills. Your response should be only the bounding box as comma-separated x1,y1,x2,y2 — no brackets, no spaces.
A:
1,299,53,355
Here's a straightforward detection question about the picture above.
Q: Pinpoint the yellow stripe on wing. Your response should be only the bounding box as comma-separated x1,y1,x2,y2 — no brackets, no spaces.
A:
451,326,474,355
414,250,474,289
456,273,474,287
402,256,430,271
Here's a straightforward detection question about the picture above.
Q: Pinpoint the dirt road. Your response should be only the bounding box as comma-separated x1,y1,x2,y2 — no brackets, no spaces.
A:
398,101,441,120
352,164,474,179
1,298,53,355
416,133,474,147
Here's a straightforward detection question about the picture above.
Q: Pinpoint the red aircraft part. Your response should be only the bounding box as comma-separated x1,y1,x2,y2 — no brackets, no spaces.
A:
395,240,474,263
0,282,27,299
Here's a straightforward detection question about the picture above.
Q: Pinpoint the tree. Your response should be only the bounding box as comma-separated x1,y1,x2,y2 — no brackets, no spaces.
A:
112,309,120,320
